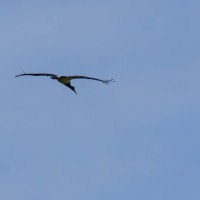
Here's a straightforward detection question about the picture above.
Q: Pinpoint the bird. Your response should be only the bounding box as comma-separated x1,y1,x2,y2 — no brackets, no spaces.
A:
15,72,114,94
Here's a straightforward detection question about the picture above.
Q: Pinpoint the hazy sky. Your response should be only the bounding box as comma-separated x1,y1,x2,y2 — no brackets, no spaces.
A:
1,1,200,199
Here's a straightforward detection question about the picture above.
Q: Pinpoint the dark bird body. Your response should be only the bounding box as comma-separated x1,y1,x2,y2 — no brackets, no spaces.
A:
15,73,114,94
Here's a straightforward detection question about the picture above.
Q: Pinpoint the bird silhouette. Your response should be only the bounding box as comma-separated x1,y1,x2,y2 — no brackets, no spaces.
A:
15,73,114,94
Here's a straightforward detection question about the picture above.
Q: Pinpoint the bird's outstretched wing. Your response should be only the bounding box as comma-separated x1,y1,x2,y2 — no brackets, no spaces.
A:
15,73,57,78
67,75,115,84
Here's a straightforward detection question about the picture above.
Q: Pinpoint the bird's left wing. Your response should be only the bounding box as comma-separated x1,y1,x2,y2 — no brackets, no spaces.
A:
15,73,57,78
67,75,115,84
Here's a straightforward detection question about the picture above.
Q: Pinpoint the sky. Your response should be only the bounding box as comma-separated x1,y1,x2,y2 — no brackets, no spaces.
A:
1,0,200,199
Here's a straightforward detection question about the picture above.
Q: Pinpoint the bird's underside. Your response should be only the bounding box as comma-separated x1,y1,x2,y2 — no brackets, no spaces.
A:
15,73,115,94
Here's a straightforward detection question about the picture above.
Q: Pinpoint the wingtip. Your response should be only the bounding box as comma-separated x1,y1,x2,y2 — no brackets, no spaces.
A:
103,78,115,85
15,74,21,78
110,78,115,82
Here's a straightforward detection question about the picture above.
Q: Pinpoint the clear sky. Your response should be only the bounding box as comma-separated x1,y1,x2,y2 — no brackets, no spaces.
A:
1,0,200,199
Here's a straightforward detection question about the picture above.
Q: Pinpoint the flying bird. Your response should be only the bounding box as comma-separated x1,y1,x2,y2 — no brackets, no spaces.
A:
15,73,114,94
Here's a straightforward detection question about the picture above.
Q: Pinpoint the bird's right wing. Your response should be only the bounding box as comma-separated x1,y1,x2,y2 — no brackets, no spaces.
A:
67,75,115,85
15,73,57,78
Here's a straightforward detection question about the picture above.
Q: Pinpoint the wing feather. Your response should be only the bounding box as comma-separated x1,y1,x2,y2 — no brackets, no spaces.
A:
67,75,115,84
15,73,57,78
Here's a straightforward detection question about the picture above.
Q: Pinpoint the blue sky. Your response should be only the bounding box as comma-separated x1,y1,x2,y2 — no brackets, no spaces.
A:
1,0,200,199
